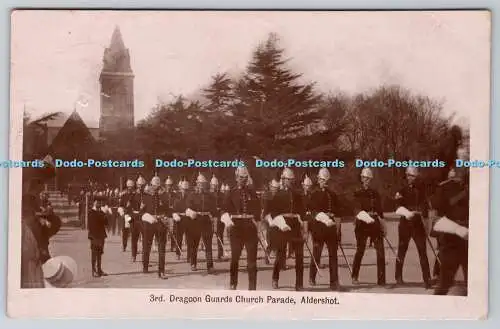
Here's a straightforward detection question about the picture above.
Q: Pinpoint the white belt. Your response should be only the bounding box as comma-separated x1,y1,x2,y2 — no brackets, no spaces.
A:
197,212,211,216
282,213,300,218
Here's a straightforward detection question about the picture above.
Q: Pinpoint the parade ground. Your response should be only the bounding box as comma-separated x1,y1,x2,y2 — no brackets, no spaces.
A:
49,217,465,294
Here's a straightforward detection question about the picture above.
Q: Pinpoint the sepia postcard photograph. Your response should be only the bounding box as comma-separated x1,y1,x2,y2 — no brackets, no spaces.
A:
8,10,490,319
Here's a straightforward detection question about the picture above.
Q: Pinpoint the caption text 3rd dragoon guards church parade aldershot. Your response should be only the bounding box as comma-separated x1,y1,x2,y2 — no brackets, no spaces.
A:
19,18,472,299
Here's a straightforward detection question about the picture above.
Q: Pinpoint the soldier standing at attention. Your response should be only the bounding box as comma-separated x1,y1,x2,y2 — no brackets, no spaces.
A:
221,166,261,290
431,147,469,296
394,166,432,289
267,168,306,291
185,173,217,273
309,168,342,290
351,168,387,286
162,177,178,257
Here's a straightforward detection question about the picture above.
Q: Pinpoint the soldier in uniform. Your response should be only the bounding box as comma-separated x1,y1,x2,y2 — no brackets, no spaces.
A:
309,168,342,290
300,175,314,256
88,195,109,277
173,179,190,261
130,176,146,262
220,166,261,290
118,179,136,252
185,173,218,273
161,177,178,259
210,175,226,261
266,168,306,291
394,166,431,288
431,148,469,295
261,179,280,264
141,176,169,279
351,168,387,286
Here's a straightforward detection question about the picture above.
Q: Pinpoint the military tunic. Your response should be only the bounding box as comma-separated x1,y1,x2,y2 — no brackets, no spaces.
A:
141,188,167,275
309,187,341,287
222,186,261,290
394,181,431,286
431,179,469,295
185,191,218,270
351,186,386,285
267,187,306,290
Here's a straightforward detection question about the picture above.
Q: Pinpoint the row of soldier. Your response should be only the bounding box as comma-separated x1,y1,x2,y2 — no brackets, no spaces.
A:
86,150,468,295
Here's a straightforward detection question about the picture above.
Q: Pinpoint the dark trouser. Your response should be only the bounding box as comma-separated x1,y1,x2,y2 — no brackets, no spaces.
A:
229,219,258,290
395,216,431,283
216,220,226,258
310,221,339,285
90,238,105,273
434,234,468,295
172,217,187,256
352,220,386,284
130,219,143,259
187,216,214,269
122,227,130,251
271,217,304,288
142,220,168,273
432,237,442,278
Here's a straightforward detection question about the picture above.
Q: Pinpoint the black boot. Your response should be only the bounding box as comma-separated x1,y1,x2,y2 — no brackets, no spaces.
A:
91,251,99,277
97,253,108,276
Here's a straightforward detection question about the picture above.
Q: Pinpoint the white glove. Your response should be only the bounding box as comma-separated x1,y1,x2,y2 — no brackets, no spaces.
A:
433,216,468,240
185,208,197,219
117,207,125,217
272,215,291,232
172,213,181,222
395,206,414,219
264,214,273,225
142,213,157,224
356,211,375,224
124,214,132,222
220,212,234,228
315,212,334,227
394,192,403,200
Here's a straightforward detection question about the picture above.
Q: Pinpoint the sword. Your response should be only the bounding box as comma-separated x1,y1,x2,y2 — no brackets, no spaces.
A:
338,243,352,277
383,236,401,263
215,234,229,258
303,233,322,277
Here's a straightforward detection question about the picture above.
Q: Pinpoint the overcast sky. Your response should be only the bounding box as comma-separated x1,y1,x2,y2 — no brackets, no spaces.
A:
11,10,490,128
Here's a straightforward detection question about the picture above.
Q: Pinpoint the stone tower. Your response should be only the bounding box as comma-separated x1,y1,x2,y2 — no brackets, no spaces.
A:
99,26,134,137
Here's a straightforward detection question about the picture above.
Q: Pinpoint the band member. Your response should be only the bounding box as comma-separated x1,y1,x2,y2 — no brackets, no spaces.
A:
118,179,136,252
431,148,469,295
394,166,431,288
308,168,341,290
210,175,226,261
221,166,261,290
130,175,146,262
88,195,109,277
185,173,218,273
266,167,306,291
351,168,387,286
141,176,168,279
173,179,190,261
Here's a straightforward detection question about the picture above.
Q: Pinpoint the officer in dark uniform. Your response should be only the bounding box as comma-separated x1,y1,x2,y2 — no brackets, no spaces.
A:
130,176,146,262
210,175,226,261
309,168,342,290
88,195,109,277
185,173,218,273
261,179,280,263
394,166,431,288
141,176,168,279
163,177,177,255
221,166,261,290
119,179,136,252
351,168,387,286
431,148,469,295
267,167,306,291
173,179,190,261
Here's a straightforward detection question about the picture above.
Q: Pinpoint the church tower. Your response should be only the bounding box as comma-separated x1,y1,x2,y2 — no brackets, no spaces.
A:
99,26,134,137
